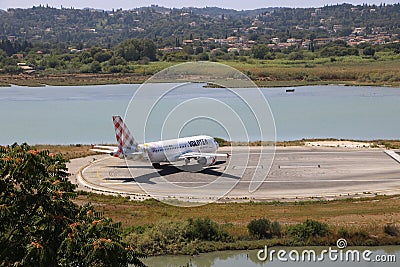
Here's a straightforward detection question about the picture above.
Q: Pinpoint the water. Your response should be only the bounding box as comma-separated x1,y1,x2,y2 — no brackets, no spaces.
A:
0,84,131,144
142,246,400,267
0,84,399,144
269,86,400,141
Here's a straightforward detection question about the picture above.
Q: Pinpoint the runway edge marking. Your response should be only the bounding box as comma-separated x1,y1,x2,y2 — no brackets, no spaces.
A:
76,157,150,200
384,150,400,164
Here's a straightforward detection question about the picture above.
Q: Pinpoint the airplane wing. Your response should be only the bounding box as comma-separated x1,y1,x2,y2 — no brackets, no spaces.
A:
90,144,118,154
90,148,115,154
91,145,118,150
177,152,230,160
128,152,145,156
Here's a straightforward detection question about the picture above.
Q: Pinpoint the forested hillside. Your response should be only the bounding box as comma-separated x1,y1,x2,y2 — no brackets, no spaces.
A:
0,3,399,46
0,3,399,85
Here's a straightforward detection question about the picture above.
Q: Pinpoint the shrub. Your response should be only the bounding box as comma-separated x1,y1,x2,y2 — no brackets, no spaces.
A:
288,51,305,60
337,227,350,238
125,221,193,255
185,218,233,242
197,52,209,61
384,224,399,237
214,137,231,147
271,221,282,237
363,47,376,57
125,218,234,256
247,218,271,239
89,61,102,73
287,219,329,241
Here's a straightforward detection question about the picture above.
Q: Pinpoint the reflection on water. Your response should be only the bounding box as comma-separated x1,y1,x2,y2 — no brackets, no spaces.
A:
142,246,400,267
0,84,399,144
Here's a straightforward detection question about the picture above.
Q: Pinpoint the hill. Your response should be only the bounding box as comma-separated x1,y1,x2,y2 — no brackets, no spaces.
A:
0,4,399,46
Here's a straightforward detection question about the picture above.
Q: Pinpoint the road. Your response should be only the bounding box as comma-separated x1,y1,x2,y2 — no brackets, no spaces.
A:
72,147,400,203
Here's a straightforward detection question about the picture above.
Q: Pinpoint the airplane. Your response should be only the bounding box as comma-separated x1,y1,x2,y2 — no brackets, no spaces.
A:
91,116,230,169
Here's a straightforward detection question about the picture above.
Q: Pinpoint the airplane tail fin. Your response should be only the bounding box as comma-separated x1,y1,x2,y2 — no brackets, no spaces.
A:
112,116,138,150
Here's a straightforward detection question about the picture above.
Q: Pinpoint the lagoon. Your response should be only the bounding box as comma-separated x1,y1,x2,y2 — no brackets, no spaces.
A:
0,84,399,144
142,246,400,267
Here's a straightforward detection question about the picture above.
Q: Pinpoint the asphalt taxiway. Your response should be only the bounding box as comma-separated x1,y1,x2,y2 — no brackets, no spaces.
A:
73,147,400,202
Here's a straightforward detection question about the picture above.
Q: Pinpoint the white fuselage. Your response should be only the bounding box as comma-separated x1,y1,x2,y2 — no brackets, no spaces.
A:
125,135,219,163
92,116,228,168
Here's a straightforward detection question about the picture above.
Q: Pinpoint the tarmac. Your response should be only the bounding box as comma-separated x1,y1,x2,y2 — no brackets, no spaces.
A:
68,146,400,203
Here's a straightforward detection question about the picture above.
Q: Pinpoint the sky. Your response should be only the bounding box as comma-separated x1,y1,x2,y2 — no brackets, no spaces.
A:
0,0,398,10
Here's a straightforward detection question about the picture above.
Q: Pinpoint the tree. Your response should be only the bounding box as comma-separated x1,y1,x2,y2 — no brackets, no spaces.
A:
79,51,93,64
94,51,113,63
90,60,102,73
115,39,156,62
58,205,145,267
309,33,316,52
287,219,329,242
3,65,21,74
46,56,59,68
183,45,194,55
288,51,305,60
0,49,7,61
0,143,145,266
363,46,376,56
194,46,203,55
251,44,269,59
197,52,209,61
318,40,360,57
140,39,157,61
0,40,15,56
247,218,271,239
270,221,282,237
185,218,232,242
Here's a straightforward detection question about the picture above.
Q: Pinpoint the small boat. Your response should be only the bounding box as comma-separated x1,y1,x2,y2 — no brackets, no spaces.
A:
286,88,295,93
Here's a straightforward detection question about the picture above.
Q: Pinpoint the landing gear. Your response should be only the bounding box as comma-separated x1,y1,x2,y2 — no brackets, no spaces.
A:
184,158,190,165
152,163,161,169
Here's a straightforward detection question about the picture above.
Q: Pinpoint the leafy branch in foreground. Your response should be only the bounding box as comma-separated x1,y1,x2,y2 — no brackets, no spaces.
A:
0,143,145,267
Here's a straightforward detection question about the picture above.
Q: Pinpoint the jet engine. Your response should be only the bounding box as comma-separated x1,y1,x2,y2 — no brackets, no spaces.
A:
197,156,216,167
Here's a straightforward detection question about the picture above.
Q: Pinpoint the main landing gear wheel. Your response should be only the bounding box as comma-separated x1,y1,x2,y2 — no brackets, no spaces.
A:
152,163,161,169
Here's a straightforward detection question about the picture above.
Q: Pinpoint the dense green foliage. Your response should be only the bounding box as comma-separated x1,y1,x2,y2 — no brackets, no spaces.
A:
0,38,158,75
1,37,399,76
0,144,145,266
213,137,231,147
124,218,233,256
0,40,32,56
0,4,400,76
0,5,273,46
0,4,399,46
247,218,271,239
186,218,233,242
115,39,156,62
287,219,330,243
247,218,282,239
319,41,359,57
122,215,400,256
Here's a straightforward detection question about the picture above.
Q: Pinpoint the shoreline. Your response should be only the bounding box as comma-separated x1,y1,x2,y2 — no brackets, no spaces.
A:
1,73,399,88
0,73,150,88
